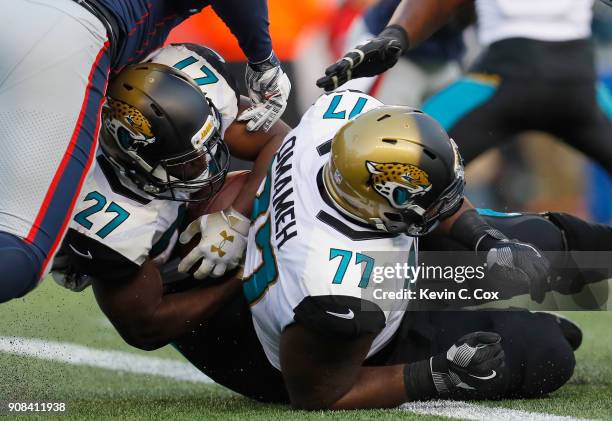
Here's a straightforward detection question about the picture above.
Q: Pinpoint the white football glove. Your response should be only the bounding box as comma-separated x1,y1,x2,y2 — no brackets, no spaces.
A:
238,51,291,132
178,208,250,279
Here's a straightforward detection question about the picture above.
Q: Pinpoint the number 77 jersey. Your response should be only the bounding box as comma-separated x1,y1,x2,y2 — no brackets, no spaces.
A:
243,91,417,370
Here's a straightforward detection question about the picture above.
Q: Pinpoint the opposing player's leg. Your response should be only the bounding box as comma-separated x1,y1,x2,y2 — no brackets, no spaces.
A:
422,75,516,164
0,233,45,301
547,82,612,174
488,310,576,398
0,0,110,302
373,309,575,399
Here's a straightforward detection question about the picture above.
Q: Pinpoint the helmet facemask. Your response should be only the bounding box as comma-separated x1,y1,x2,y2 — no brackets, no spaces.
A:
144,131,230,202
379,139,465,236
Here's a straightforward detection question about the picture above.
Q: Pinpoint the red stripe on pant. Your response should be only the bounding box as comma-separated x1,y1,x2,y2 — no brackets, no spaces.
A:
368,73,386,98
25,41,110,278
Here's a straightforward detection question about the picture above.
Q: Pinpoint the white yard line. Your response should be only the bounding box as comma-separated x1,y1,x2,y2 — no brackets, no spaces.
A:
0,336,212,384
0,336,594,421
401,400,593,421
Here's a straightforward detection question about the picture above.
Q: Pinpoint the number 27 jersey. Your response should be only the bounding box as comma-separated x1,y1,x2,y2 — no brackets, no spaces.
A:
243,91,416,370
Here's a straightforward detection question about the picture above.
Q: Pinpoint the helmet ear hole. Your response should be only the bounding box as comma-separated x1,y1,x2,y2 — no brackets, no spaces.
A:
122,83,133,91
150,103,164,117
422,149,436,160
382,138,397,144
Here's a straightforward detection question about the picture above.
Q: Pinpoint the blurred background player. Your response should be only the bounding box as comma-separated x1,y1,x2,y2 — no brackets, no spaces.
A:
164,0,333,128
318,0,612,215
340,0,468,107
420,0,612,173
0,0,291,303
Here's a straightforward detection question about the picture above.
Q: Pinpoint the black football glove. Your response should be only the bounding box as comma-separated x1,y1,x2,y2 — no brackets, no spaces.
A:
481,229,551,303
316,25,409,91
431,331,505,396
404,331,505,400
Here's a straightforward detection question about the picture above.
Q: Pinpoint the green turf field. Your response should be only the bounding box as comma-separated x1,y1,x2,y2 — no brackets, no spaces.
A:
0,280,610,420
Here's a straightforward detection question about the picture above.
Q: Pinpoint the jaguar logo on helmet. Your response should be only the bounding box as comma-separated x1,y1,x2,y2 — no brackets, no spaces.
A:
366,161,432,208
104,98,156,151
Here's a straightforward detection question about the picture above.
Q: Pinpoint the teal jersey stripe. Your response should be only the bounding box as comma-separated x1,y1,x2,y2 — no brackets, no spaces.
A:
422,77,498,130
476,208,521,218
597,82,612,121
243,217,278,304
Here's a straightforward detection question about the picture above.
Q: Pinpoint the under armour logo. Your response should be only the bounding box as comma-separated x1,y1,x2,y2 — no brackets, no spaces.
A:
211,245,226,257
210,230,235,257
220,230,235,242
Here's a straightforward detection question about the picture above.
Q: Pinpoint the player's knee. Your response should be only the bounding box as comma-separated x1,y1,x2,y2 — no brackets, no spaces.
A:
520,337,575,398
0,232,44,303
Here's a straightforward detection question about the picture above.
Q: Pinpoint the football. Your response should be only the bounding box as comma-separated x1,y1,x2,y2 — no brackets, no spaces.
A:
177,170,251,260
186,170,251,222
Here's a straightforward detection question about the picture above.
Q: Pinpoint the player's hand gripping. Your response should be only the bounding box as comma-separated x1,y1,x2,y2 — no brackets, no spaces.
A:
316,25,409,91
480,229,551,303
238,51,291,132
178,208,250,279
404,331,505,400
431,332,505,396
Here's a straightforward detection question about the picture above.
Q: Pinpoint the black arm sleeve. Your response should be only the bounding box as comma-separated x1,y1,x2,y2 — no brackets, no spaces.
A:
449,209,505,251
209,0,272,62
61,229,141,283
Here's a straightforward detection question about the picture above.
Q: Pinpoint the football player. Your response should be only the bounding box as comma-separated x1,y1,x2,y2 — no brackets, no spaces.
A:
317,0,612,173
1,0,290,303
55,83,607,407
52,43,290,349
337,0,466,106
241,92,578,408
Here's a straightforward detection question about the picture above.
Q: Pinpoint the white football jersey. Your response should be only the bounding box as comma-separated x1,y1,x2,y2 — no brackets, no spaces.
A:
57,43,240,280
476,0,593,46
65,155,183,268
243,91,417,370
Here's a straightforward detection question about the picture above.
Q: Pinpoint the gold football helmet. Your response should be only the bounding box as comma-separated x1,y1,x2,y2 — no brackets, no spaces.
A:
322,106,465,236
